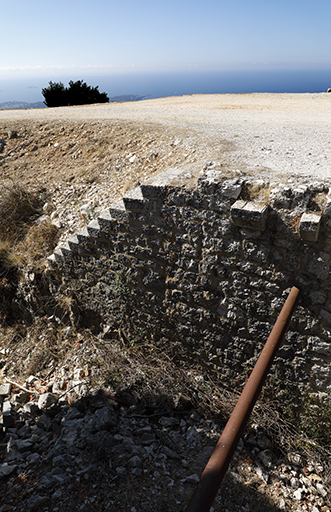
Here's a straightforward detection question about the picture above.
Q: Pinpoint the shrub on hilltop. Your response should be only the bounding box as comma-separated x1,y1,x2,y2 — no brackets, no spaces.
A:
41,81,68,108
42,80,109,107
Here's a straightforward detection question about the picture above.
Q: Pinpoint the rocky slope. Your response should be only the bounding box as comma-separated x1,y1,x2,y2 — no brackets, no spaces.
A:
0,360,330,512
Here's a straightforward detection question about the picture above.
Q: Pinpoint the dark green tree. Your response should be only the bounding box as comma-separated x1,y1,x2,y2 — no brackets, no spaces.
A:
67,80,109,105
41,81,67,107
42,80,109,107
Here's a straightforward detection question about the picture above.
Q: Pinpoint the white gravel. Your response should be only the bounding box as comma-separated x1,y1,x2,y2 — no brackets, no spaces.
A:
1,92,331,184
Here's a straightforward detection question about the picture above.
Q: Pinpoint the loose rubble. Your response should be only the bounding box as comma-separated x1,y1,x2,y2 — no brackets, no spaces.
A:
0,369,330,512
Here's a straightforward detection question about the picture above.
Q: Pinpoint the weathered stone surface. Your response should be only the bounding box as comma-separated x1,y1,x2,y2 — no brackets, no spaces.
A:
299,212,322,242
38,393,57,410
0,464,17,478
109,200,129,222
23,402,39,415
2,401,15,427
231,200,268,231
0,383,11,397
0,138,5,153
88,406,117,432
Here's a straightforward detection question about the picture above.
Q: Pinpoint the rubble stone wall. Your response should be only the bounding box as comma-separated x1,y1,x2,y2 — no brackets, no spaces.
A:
47,171,331,398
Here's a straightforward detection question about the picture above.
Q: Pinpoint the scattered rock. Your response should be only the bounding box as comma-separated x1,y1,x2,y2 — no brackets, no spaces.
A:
38,393,57,410
27,494,48,510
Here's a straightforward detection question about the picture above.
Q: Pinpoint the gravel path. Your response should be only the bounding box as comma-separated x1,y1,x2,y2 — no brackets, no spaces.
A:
1,93,331,184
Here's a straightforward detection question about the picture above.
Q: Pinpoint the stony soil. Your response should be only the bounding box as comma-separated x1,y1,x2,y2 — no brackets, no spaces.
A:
1,94,331,511
0,330,330,512
1,93,331,246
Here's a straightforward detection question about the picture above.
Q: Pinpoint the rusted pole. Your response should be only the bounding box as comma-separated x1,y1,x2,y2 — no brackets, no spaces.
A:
185,286,301,512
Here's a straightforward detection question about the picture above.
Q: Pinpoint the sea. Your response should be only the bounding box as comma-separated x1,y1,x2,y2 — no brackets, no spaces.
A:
1,69,331,105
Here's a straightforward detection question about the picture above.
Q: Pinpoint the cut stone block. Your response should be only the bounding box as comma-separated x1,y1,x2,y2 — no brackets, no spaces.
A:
231,200,268,231
140,184,166,199
109,200,129,222
97,212,114,231
58,242,74,262
2,401,16,427
76,227,90,245
53,248,64,263
123,187,150,213
0,383,11,397
67,236,81,253
123,196,149,213
47,253,58,269
299,212,322,242
38,393,57,410
86,219,101,238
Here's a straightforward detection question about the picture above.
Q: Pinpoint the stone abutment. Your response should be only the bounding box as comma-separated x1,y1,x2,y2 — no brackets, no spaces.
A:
47,170,331,400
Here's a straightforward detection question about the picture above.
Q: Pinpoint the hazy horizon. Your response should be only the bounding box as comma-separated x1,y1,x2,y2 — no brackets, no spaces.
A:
1,0,331,106
1,68,331,106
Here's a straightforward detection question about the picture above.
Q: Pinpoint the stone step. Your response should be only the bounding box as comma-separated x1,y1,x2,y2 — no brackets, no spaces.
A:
59,242,74,261
53,248,65,264
86,219,101,238
47,253,57,269
140,184,166,200
123,187,150,213
67,236,80,253
97,211,115,231
299,212,322,242
109,199,129,222
76,227,90,245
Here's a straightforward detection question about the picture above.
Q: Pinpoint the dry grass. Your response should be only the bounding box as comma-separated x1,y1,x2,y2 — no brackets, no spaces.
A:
0,182,44,241
0,182,59,272
242,181,272,204
307,191,328,213
291,213,302,232
0,240,18,270
15,218,59,269
0,182,59,323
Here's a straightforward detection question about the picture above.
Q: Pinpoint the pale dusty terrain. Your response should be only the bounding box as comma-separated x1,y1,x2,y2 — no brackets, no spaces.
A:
1,92,331,183
1,93,331,245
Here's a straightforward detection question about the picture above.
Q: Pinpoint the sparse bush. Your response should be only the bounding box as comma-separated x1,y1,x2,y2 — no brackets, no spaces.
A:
298,393,331,446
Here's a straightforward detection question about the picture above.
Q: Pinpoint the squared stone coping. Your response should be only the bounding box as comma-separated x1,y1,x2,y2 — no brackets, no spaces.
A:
299,212,322,242
231,200,268,231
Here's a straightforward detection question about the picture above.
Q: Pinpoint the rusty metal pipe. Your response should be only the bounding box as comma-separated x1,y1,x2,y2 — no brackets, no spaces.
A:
185,286,301,512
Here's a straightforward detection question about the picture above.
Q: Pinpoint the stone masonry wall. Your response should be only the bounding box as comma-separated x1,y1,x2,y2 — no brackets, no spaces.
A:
47,170,331,399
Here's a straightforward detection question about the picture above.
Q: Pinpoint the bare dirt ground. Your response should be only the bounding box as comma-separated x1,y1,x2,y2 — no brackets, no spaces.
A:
1,92,331,245
1,92,331,185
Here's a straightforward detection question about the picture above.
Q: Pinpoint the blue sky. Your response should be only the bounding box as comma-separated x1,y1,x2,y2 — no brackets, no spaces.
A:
1,0,331,80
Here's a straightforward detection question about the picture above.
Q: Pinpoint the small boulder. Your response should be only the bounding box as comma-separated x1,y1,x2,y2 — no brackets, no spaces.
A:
89,406,117,432
0,138,5,153
2,401,16,427
38,393,57,410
